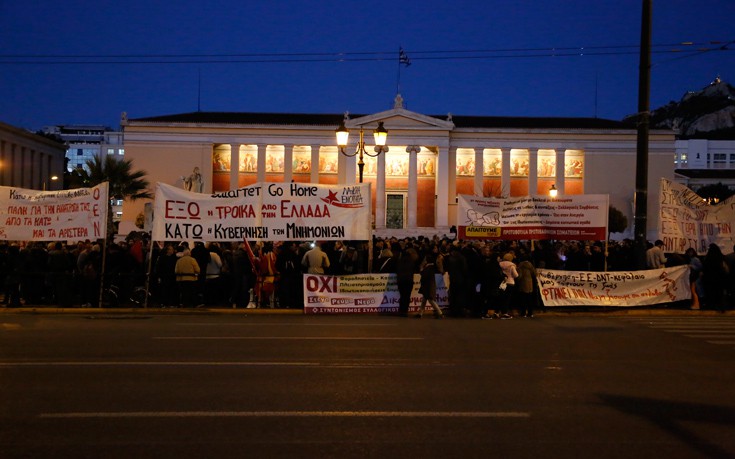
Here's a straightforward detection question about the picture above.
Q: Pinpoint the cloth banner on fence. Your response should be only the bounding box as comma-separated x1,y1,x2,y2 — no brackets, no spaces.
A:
658,178,735,255
537,265,691,307
457,193,609,240
303,273,448,314
0,183,108,241
152,182,371,242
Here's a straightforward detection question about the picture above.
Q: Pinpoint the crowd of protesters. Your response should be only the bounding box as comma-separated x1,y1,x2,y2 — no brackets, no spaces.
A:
0,234,733,314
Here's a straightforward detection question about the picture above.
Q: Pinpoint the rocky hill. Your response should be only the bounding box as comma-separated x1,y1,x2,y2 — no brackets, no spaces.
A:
625,78,735,139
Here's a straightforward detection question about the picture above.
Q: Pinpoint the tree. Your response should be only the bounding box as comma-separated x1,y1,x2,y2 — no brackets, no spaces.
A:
82,155,152,238
608,205,628,237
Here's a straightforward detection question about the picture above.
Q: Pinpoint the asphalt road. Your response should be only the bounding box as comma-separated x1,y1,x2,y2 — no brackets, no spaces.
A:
1,313,735,459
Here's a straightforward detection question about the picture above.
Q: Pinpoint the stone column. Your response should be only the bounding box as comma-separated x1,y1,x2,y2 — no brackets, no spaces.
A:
310,145,320,184
283,145,294,183
529,149,539,195
256,144,266,183
501,148,511,197
474,147,484,196
435,146,450,228
556,148,566,195
230,143,240,190
407,145,420,228
375,151,387,229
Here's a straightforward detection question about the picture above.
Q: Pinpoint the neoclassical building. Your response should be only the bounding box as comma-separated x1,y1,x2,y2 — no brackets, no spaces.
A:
0,121,67,191
121,97,675,239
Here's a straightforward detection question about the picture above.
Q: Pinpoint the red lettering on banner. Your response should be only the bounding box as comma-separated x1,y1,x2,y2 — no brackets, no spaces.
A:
165,200,200,219
305,276,337,293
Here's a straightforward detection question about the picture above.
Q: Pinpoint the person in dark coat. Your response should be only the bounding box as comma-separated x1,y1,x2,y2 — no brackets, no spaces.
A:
702,243,729,311
395,248,416,317
416,254,443,319
479,245,505,318
155,244,178,307
276,242,303,309
443,244,468,317
3,245,23,307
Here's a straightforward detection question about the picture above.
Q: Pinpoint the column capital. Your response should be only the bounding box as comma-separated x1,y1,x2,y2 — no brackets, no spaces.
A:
406,145,421,154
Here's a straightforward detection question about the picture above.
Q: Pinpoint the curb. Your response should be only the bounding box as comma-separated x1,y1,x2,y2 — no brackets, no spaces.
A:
1,306,733,317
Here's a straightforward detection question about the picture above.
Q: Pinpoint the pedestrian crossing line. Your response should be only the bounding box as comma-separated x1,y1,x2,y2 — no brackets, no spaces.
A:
621,317,735,348
684,334,735,339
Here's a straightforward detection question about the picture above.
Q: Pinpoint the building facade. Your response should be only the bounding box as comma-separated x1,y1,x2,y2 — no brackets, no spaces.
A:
43,124,126,220
42,124,125,172
0,121,67,191
121,100,676,240
674,139,735,190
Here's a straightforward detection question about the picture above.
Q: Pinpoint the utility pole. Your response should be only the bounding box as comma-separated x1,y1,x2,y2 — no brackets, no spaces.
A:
633,0,652,268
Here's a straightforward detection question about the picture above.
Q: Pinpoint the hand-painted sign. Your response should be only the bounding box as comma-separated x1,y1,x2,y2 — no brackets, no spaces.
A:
537,265,691,307
0,183,108,241
658,178,735,255
152,182,371,242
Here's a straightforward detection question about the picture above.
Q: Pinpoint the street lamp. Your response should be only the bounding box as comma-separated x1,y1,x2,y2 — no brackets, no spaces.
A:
335,121,388,183
43,175,59,191
549,184,558,198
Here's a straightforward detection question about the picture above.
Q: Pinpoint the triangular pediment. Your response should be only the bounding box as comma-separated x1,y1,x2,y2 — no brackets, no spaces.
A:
347,107,454,131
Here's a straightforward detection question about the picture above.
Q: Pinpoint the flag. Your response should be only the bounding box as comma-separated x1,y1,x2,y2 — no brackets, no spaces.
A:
243,239,259,276
399,47,411,66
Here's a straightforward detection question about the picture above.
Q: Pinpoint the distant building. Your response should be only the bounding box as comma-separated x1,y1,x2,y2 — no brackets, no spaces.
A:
42,124,125,220
674,139,735,189
0,121,66,190
42,124,124,172
121,97,676,240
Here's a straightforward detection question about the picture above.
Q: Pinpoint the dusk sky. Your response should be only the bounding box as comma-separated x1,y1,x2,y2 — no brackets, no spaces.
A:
1,0,733,131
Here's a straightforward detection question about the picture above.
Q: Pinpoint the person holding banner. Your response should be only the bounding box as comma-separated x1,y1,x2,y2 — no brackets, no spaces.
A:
646,240,667,269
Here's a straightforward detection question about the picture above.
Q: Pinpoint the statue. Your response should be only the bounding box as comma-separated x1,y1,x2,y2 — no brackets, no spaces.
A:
181,167,203,193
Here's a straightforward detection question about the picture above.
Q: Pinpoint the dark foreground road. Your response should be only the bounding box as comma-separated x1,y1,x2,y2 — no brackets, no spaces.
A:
1,313,734,458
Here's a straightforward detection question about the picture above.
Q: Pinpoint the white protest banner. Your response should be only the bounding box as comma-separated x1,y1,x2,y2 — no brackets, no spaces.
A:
0,183,108,241
457,194,609,240
152,182,371,242
537,265,691,307
658,178,735,255
303,273,448,314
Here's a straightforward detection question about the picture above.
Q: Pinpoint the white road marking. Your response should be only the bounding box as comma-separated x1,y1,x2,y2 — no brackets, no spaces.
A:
0,361,320,367
0,360,451,368
153,336,423,340
39,410,531,419
179,323,398,327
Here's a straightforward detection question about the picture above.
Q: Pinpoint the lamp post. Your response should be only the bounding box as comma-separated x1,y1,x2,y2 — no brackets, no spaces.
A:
335,121,388,183
549,184,558,198
43,175,59,191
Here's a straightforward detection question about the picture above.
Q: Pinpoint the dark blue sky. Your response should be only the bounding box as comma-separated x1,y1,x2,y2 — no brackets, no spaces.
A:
1,0,733,131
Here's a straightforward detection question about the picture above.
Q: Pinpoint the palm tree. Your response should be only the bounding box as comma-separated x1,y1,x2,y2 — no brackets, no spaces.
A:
81,155,152,238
